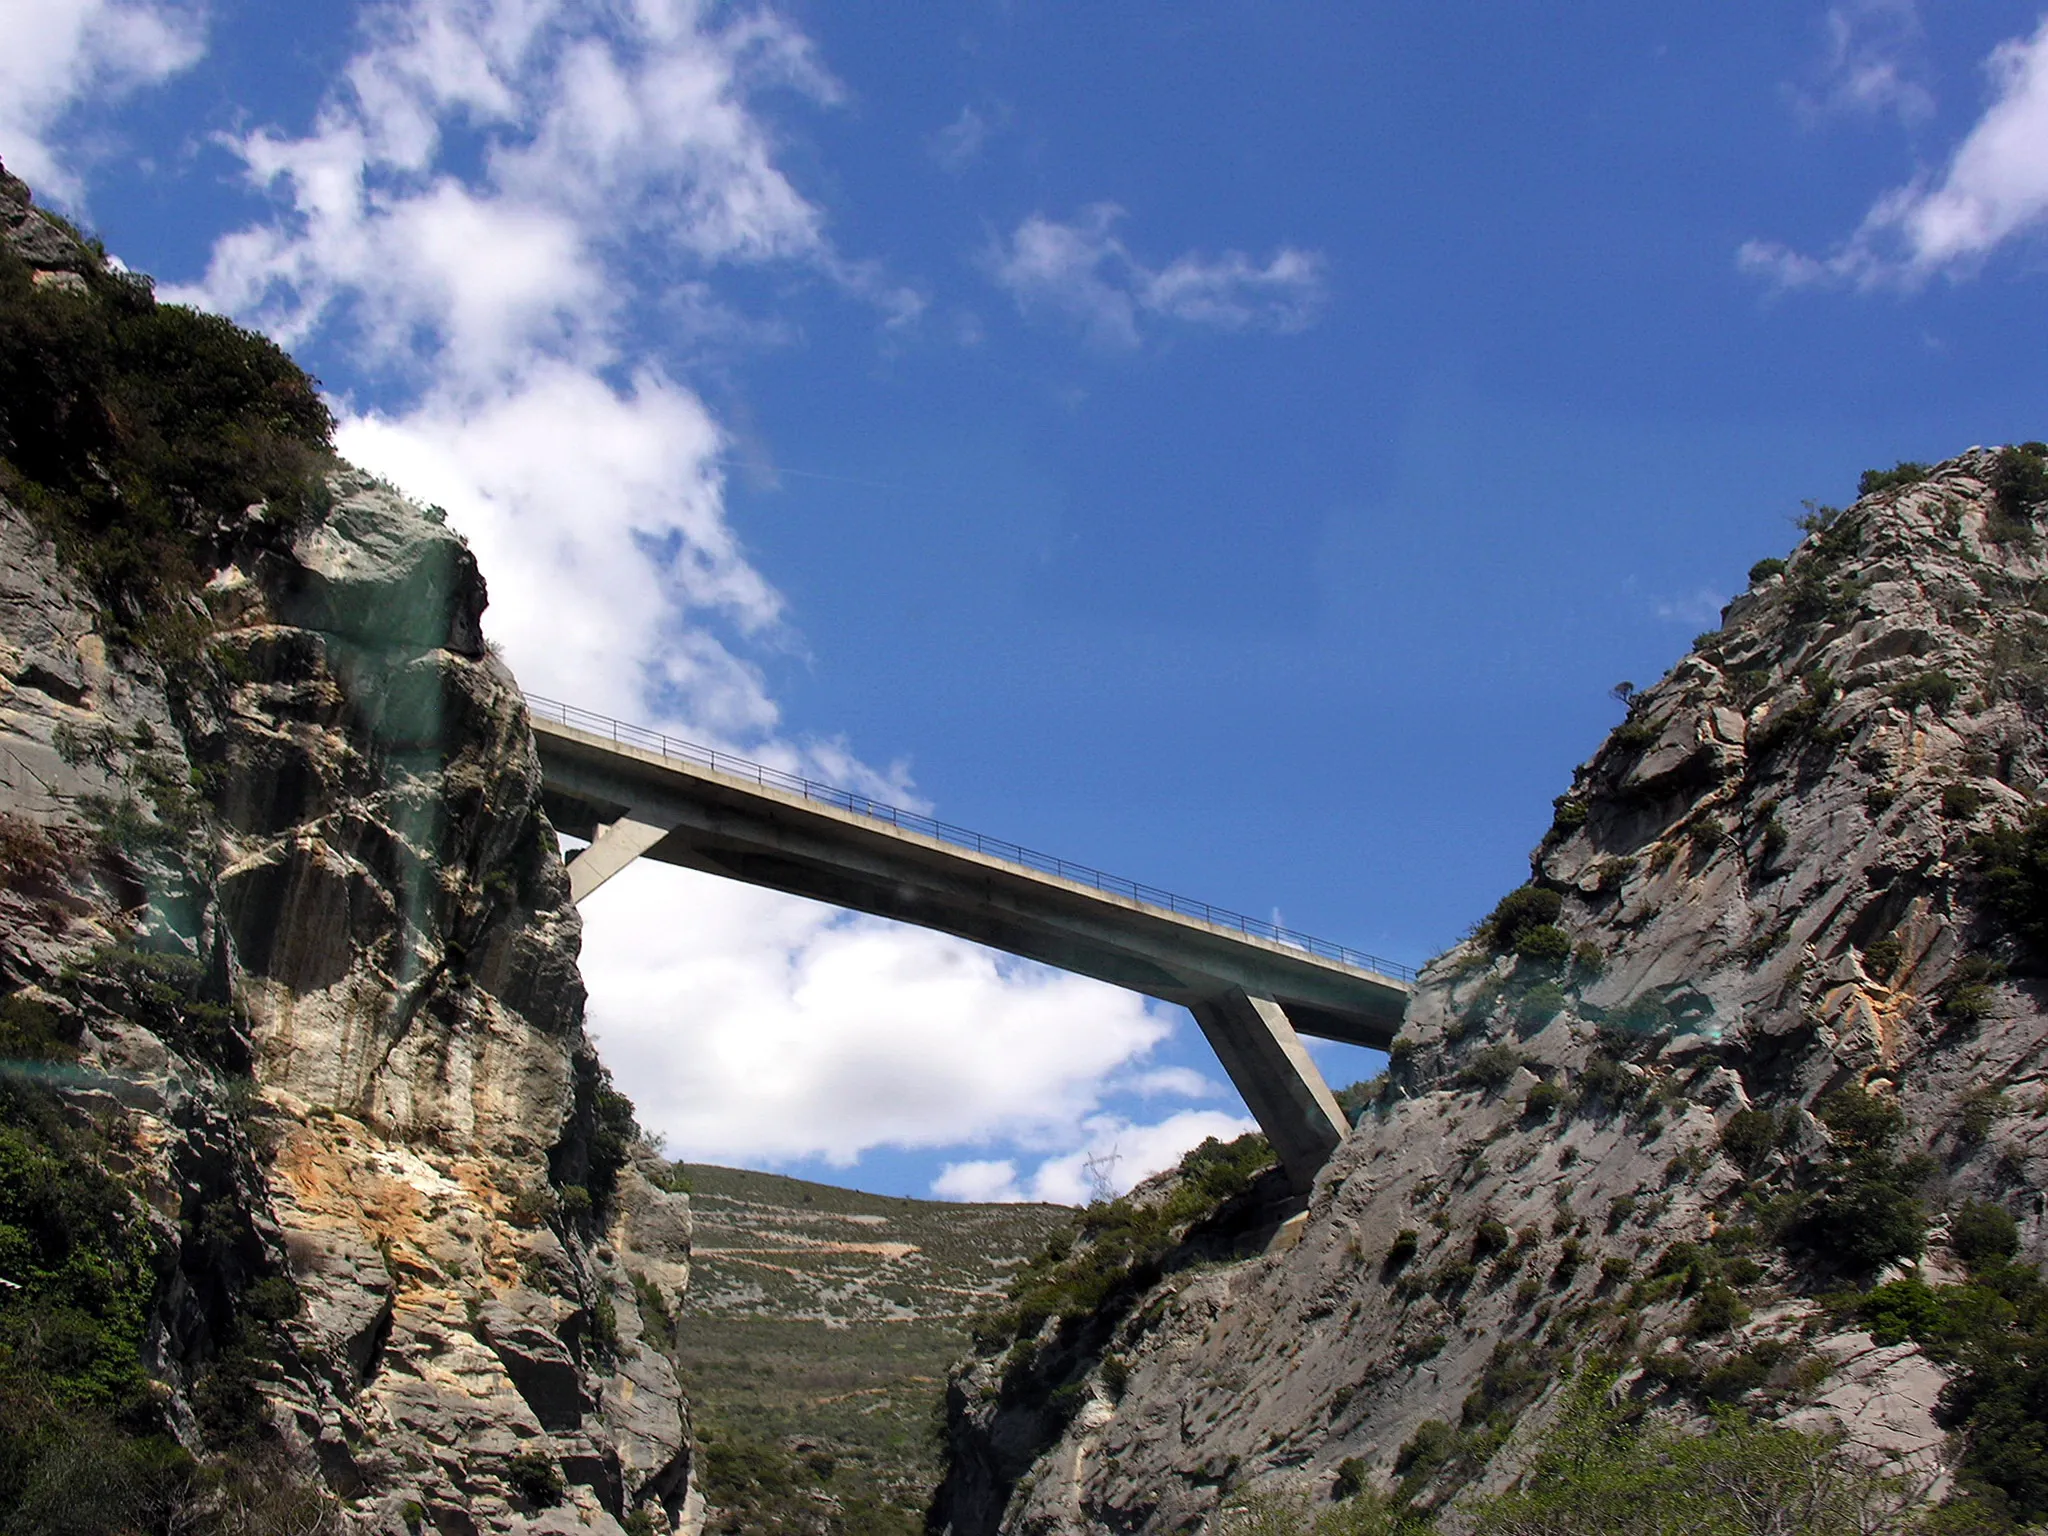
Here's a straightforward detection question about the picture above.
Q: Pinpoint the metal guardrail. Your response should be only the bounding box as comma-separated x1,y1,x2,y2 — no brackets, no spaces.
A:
523,693,1417,984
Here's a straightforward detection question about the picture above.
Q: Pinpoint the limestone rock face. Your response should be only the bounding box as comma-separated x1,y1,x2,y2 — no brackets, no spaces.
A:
0,167,696,1534
935,453,2048,1533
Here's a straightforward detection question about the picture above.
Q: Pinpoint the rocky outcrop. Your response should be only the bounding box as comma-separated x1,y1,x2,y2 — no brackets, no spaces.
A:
935,451,2048,1533
0,163,696,1533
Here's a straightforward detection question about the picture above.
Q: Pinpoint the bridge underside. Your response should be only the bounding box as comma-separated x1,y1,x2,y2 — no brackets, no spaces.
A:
532,715,1411,1191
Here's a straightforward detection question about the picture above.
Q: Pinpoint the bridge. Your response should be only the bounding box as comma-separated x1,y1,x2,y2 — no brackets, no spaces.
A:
525,696,1414,1191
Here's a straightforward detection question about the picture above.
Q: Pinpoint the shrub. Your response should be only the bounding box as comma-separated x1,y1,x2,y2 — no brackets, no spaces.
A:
1859,461,1930,497
1819,1086,1904,1152
1544,796,1587,846
1973,808,2048,963
1332,1456,1369,1501
1748,556,1787,585
1758,818,1790,867
1942,783,1985,820
1474,1219,1511,1257
1861,935,1903,981
1480,885,1562,952
1393,1418,1459,1477
504,1448,565,1508
1571,940,1607,974
1459,1045,1524,1093
1524,1080,1565,1119
1517,981,1566,1026
1807,1166,1929,1272
1513,924,1572,969
1720,1108,1784,1175
0,225,334,650
1384,1229,1420,1273
1941,983,1998,1026
1990,443,2048,523
1609,718,1658,752
1686,1281,1750,1337
1957,1088,2008,1145
1465,1375,1936,1535
1950,1202,2019,1270
1890,670,1960,714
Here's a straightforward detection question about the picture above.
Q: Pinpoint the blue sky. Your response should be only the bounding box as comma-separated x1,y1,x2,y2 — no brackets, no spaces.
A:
7,0,2047,1201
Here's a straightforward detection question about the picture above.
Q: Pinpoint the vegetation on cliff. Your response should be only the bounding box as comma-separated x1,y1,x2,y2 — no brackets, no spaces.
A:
0,167,332,653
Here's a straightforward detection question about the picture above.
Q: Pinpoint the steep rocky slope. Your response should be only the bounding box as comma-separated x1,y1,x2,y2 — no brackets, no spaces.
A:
935,449,2048,1534
0,163,695,1533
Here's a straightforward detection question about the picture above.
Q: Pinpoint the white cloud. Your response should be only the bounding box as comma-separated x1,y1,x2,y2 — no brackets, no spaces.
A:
178,0,1226,1183
334,365,786,738
1743,12,2048,288
0,0,205,200
933,1107,1257,1205
1794,1,1934,125
928,106,987,173
578,864,1173,1167
929,1159,1019,1202
988,203,1327,347
1653,586,1728,628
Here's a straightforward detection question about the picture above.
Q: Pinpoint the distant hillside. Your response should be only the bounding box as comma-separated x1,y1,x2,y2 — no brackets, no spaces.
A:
672,1163,1073,1534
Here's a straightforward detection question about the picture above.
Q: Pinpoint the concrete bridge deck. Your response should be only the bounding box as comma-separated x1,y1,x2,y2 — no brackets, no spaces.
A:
526,696,1414,1189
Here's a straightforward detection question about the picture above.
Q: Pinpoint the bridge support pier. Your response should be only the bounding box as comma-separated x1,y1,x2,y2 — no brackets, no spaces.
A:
1187,989,1349,1195
565,812,676,903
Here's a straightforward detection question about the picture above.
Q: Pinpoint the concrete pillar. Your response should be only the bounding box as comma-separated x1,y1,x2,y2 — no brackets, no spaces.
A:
565,812,677,904
1187,989,1348,1194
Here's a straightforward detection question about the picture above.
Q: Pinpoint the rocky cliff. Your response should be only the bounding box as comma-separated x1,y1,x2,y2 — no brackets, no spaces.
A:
934,450,2048,1534
0,163,696,1534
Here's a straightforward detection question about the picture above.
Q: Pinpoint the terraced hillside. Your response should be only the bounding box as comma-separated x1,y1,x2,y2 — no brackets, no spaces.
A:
672,1164,1073,1534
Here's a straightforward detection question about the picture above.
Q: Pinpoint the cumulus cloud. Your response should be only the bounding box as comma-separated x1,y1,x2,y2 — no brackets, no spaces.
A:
577,864,1173,1167
0,0,205,200
178,0,1230,1185
988,203,1327,347
932,1108,1257,1204
1742,12,2048,288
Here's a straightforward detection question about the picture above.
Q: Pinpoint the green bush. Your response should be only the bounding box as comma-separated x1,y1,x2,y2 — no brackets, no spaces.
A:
1861,935,1904,981
1891,670,1961,714
1608,718,1658,752
1517,981,1566,1027
1859,461,1930,497
1819,1085,1904,1152
1384,1230,1419,1273
1990,443,2048,523
1393,1418,1458,1477
1748,556,1787,585
1464,1376,1929,1536
505,1448,565,1508
1479,885,1562,953
1686,1280,1750,1337
1523,1080,1565,1119
1942,983,1998,1026
1719,1108,1784,1175
1332,1456,1368,1501
1973,808,2048,963
0,225,333,650
1951,1203,2020,1271
1846,1250,2048,1523
1543,796,1587,847
1458,1046,1524,1093
1943,783,1985,820
1513,924,1572,969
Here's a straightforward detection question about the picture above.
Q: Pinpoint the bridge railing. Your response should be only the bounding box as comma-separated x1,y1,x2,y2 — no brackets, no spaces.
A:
523,693,1417,984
